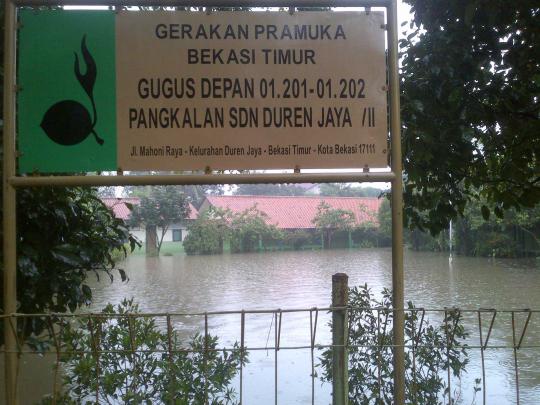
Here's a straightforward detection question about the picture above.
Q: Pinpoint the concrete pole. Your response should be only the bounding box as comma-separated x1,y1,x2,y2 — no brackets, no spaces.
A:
332,273,349,405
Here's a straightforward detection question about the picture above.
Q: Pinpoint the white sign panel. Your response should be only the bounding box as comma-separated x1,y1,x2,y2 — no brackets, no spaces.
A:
116,11,388,171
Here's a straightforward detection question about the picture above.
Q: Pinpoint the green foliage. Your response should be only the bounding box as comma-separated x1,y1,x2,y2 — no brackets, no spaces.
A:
453,200,539,257
184,206,282,254
312,201,356,248
182,184,224,206
352,227,381,249
0,187,137,348
233,183,306,196
42,299,246,404
96,186,116,198
229,206,282,253
184,208,230,255
403,197,539,256
281,229,314,250
401,1,540,235
319,184,383,197
377,199,392,246
312,201,356,230
406,228,449,252
129,185,190,254
186,200,393,253
474,232,517,258
125,183,223,207
1,12,136,346
320,285,470,404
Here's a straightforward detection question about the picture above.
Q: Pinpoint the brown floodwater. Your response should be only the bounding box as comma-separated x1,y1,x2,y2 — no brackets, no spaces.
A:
4,249,540,404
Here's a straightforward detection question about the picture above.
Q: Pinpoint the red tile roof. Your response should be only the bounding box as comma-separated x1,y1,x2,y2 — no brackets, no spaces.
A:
203,195,382,229
102,198,199,221
101,197,139,220
187,203,199,220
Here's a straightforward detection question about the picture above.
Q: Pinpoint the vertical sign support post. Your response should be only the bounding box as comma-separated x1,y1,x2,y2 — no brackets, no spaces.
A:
388,0,405,403
3,0,19,404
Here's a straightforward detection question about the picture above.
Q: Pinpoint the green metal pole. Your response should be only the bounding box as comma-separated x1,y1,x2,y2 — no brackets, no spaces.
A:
332,273,349,405
388,0,405,403
3,1,19,403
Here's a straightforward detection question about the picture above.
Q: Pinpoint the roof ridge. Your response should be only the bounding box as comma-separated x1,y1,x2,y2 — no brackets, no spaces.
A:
209,195,380,199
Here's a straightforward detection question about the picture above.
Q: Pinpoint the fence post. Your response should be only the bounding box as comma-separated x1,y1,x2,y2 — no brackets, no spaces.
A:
332,273,349,405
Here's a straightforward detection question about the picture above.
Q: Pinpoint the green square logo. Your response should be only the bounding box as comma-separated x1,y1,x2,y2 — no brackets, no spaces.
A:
18,10,116,173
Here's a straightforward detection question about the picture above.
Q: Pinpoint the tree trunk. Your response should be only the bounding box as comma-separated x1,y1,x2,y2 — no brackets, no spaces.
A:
146,225,158,256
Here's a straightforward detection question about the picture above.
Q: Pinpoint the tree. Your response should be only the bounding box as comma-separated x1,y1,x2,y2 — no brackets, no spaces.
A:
377,199,392,241
320,285,471,403
96,185,117,198
319,183,383,197
42,299,246,404
312,201,355,248
184,206,282,254
183,184,224,206
125,182,223,207
183,207,230,255
229,206,282,253
129,186,190,255
1,8,137,348
401,1,539,235
234,183,306,196
0,187,137,348
453,199,540,257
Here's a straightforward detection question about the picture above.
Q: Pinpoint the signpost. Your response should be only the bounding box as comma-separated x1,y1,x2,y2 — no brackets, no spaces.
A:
19,10,387,172
4,2,403,404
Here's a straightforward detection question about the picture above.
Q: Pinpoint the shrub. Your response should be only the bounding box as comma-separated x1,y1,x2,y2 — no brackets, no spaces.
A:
229,206,281,253
475,232,518,258
282,230,314,250
42,299,246,404
320,285,471,404
184,208,229,255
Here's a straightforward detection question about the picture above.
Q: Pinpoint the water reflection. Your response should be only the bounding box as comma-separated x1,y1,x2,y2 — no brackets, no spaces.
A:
6,249,538,404
86,249,540,403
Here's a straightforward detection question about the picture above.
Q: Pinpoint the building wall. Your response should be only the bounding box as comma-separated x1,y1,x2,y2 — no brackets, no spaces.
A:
131,223,190,243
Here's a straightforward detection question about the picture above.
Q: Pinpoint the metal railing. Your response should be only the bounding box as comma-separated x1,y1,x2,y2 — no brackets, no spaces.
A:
1,305,538,404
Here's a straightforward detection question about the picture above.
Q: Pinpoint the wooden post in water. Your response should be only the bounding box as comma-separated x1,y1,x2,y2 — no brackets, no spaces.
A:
332,273,349,405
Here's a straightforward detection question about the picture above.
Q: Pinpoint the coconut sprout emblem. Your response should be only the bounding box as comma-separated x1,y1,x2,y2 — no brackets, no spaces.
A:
41,35,104,146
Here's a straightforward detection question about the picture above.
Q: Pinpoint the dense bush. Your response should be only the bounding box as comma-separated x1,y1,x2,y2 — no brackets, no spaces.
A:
320,285,471,404
185,204,392,254
474,232,518,258
229,206,281,253
41,299,246,404
184,209,229,255
185,206,281,254
281,230,315,250
0,187,138,349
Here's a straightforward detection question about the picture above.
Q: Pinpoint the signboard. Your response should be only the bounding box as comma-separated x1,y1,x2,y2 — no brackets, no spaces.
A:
18,10,387,173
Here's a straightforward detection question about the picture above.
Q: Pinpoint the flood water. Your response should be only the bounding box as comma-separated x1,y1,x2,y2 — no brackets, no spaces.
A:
9,249,540,404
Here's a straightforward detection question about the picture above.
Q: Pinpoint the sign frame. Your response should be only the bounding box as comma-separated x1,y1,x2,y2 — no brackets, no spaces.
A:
3,1,404,404
18,9,388,173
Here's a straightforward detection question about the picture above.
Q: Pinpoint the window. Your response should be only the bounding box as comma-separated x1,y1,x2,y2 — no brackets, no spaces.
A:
172,229,182,242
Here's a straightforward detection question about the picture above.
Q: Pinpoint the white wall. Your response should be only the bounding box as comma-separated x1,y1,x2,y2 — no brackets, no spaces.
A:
131,223,189,243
